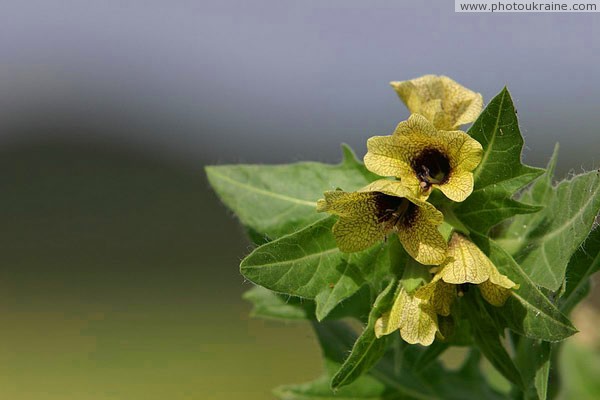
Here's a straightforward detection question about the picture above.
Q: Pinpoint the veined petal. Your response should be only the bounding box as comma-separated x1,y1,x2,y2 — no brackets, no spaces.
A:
437,171,474,202
391,75,483,130
361,179,414,199
317,191,387,252
364,135,415,181
375,286,406,337
488,264,519,290
479,280,513,307
366,115,482,202
392,113,438,138
415,276,456,317
396,202,447,265
438,233,493,284
451,131,484,171
435,233,519,307
400,299,438,346
375,286,438,346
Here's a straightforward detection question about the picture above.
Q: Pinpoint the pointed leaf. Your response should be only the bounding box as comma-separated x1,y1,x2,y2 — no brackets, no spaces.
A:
559,228,600,314
243,285,375,322
331,280,397,389
496,145,559,255
273,359,397,400
313,321,437,400
501,169,600,290
240,217,400,320
206,145,377,239
454,88,543,234
243,286,313,320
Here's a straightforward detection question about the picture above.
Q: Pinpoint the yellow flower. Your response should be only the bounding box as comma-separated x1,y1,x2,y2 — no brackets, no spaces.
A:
364,114,483,202
375,285,439,346
391,75,483,130
316,179,447,265
416,233,519,309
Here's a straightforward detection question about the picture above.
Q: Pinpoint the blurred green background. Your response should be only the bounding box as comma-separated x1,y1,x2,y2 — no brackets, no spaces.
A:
1,1,600,399
0,139,322,399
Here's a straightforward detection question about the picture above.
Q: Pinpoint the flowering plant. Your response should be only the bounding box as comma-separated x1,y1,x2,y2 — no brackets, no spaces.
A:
206,75,600,399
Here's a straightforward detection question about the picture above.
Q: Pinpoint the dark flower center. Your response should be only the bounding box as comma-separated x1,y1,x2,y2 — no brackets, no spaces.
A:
457,283,472,297
373,193,418,229
412,149,451,190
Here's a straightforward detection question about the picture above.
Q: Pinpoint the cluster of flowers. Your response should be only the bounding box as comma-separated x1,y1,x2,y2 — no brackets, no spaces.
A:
317,75,519,346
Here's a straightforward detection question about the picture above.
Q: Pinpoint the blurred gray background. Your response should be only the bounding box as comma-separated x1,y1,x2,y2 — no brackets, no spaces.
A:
0,1,598,399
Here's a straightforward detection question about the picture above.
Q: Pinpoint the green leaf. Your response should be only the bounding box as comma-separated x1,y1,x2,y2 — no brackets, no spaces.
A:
515,339,551,400
473,236,577,342
463,292,524,390
495,144,559,254
322,322,508,400
413,341,449,373
312,321,438,400
240,217,401,320
559,228,600,314
206,144,377,239
273,359,397,400
243,284,374,322
500,168,600,290
454,88,543,234
242,286,313,320
331,279,397,389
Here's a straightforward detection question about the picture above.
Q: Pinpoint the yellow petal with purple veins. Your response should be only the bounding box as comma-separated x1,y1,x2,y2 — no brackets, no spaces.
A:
361,179,414,199
479,279,513,306
317,191,386,252
437,172,474,202
392,113,439,138
364,114,482,202
399,300,438,346
395,203,447,265
439,233,493,284
375,286,438,346
415,276,456,317
391,75,483,130
364,135,415,182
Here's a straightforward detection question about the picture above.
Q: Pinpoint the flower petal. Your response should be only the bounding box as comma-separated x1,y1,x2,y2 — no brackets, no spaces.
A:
479,279,513,307
364,135,415,181
391,75,483,130
396,203,447,265
366,116,482,202
439,233,492,284
488,265,519,289
317,191,386,252
398,296,438,346
415,277,456,317
392,113,438,138
375,286,438,346
436,171,474,202
375,286,406,337
361,179,415,200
